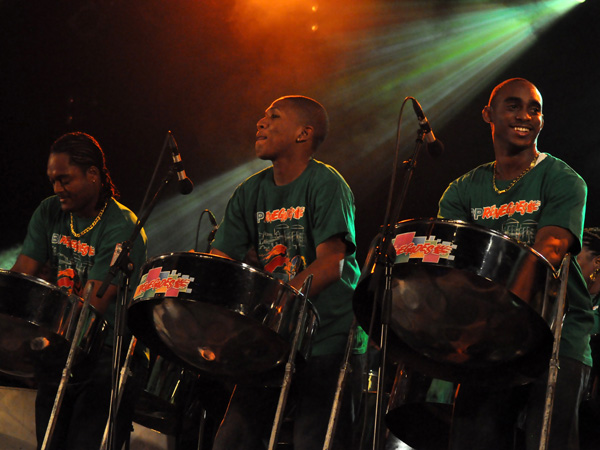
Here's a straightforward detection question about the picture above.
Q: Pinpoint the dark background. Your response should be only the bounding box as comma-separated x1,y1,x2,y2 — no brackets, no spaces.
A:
1,0,598,266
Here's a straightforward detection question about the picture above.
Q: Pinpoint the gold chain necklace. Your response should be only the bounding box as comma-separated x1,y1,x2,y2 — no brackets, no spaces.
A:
70,201,108,238
492,152,539,194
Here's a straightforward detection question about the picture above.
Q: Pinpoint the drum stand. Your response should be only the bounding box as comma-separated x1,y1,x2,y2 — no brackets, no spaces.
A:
539,253,571,450
41,283,97,450
267,274,313,450
322,318,358,450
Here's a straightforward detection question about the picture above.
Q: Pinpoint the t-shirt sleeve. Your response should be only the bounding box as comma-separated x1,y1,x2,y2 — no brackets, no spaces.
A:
311,175,357,254
438,178,471,221
21,199,52,264
88,209,148,285
211,184,253,261
537,167,586,254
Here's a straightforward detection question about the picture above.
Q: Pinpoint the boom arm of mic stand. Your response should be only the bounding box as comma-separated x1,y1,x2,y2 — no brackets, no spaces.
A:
96,168,177,299
370,129,428,450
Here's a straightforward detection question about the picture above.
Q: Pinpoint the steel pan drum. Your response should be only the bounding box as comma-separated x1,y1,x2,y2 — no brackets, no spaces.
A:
353,219,559,383
128,252,319,379
0,269,106,378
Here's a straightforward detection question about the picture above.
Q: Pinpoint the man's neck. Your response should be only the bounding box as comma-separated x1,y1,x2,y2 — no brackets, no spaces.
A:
494,146,538,180
272,157,311,186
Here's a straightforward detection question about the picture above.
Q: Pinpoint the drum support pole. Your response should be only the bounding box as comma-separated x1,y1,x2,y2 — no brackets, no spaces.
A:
41,282,96,450
373,264,393,450
323,318,358,450
100,336,137,450
267,274,313,450
539,254,570,450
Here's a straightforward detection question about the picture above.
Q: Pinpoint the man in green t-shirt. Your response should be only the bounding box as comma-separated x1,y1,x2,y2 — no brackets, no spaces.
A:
11,132,147,450
210,96,366,450
438,78,593,450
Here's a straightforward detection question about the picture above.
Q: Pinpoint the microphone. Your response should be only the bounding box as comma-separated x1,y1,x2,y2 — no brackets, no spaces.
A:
411,98,444,157
168,131,194,195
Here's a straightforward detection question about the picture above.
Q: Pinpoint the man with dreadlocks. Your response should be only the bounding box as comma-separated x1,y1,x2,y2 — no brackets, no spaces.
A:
577,228,600,450
11,131,147,450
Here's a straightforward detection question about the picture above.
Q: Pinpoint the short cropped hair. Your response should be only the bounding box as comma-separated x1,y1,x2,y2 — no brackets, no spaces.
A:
487,77,538,108
279,95,329,150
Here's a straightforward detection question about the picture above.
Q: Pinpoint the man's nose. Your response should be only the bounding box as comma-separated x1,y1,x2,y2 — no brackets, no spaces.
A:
516,108,531,120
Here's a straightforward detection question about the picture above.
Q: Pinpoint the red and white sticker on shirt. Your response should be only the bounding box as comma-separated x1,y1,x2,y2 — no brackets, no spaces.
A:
133,266,194,300
392,232,457,264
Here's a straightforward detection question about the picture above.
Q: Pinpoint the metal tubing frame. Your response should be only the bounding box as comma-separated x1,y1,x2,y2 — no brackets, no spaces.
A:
267,274,314,450
41,282,96,450
539,253,571,450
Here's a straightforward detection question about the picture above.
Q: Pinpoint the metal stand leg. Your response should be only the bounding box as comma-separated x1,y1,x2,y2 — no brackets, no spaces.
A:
323,319,358,450
539,254,571,450
100,336,138,450
41,283,96,450
267,274,313,450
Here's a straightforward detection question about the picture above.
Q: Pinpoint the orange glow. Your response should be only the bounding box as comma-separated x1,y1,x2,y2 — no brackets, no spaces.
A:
311,24,319,31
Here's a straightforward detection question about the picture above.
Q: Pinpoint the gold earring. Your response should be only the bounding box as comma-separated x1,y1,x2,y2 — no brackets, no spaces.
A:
591,268,600,282
296,137,301,143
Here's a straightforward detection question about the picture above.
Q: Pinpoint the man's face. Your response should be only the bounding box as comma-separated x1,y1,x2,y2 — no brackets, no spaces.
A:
47,152,99,216
484,80,544,151
576,246,599,282
255,99,304,161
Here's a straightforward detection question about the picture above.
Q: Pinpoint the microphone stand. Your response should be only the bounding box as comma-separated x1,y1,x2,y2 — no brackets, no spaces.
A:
96,166,178,450
369,126,428,450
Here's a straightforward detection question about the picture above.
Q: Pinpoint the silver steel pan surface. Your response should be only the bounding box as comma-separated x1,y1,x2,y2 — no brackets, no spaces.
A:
128,252,318,379
0,269,106,378
353,219,559,384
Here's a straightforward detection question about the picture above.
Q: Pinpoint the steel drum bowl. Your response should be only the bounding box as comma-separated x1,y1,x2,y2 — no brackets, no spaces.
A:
353,219,559,384
128,252,318,380
0,269,106,379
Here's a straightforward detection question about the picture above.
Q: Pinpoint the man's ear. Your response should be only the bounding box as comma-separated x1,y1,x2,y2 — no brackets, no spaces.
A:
593,254,600,272
482,106,492,124
296,126,314,143
87,166,100,182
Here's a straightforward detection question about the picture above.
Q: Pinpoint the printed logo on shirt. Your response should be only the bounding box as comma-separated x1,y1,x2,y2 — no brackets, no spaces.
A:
133,266,194,300
52,233,96,257
393,232,456,264
257,206,305,224
56,268,81,295
471,200,541,221
258,223,307,282
501,219,538,245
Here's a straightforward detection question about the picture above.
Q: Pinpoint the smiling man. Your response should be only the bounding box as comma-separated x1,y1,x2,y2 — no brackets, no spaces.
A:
11,131,147,450
210,95,367,450
438,78,593,449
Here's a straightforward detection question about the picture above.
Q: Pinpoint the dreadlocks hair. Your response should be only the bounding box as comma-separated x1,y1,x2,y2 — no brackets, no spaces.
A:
583,228,600,256
50,132,119,208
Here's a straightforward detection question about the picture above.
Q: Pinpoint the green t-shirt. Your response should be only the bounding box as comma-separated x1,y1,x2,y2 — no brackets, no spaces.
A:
438,153,593,366
213,159,367,356
21,196,148,344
